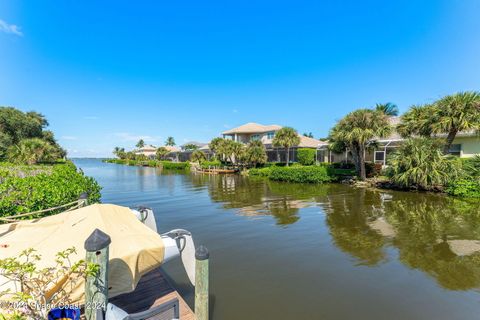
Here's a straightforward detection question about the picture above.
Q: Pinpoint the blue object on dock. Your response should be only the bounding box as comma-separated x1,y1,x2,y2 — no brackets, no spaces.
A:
48,307,80,320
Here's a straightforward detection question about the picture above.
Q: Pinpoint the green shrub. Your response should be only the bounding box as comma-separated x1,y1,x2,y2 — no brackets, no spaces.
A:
200,160,222,169
297,148,316,166
161,161,189,170
269,166,331,183
248,167,273,177
0,161,102,218
446,179,480,198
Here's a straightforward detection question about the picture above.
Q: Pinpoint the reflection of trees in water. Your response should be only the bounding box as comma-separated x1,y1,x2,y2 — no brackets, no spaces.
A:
191,174,330,226
382,194,480,290
324,187,480,290
323,188,387,266
188,173,480,290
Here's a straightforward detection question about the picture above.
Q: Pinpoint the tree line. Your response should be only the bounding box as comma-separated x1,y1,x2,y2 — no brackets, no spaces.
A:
0,107,66,164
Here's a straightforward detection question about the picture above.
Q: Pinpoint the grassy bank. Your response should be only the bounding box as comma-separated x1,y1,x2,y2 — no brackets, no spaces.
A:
104,158,190,170
0,161,101,218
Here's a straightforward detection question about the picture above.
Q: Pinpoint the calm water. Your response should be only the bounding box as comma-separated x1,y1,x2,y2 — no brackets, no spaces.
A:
74,159,480,320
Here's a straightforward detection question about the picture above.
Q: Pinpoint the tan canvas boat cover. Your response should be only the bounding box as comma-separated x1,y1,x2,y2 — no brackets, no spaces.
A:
0,204,165,305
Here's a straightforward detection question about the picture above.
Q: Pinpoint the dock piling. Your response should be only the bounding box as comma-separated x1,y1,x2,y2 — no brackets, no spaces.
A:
78,192,89,207
195,245,209,320
84,229,111,320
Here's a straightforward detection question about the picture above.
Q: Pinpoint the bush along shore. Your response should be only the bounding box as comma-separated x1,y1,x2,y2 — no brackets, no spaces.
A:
103,158,190,170
0,161,102,218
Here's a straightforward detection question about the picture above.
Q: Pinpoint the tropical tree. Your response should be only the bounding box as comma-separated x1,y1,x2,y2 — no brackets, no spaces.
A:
183,143,199,151
272,127,300,166
397,104,437,138
244,140,267,167
113,147,121,157
156,147,169,160
165,136,176,146
209,137,224,158
329,109,391,180
6,138,61,165
375,102,399,116
303,132,314,138
434,92,480,154
191,150,207,163
136,139,145,149
387,137,459,190
397,92,480,154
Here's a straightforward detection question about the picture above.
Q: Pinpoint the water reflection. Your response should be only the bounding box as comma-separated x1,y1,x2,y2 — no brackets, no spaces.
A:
189,173,480,290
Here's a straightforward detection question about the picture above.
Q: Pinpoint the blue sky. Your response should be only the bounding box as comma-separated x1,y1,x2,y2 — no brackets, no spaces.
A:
1,1,479,157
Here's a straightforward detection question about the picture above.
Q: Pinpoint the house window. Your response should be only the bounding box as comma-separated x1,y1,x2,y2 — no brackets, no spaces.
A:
374,151,385,163
448,144,461,156
267,131,275,139
251,134,260,141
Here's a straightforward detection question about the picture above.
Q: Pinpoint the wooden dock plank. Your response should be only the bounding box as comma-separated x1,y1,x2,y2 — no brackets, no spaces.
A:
109,267,194,320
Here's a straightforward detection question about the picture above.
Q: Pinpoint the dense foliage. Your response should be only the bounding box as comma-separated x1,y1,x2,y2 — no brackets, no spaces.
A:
397,91,480,154
446,155,480,197
387,138,459,190
249,165,331,184
207,138,266,167
0,107,65,163
0,162,101,217
329,108,391,180
297,148,316,165
191,150,207,162
104,158,189,170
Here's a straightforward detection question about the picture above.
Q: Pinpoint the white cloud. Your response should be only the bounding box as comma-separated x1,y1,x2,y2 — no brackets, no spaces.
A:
115,132,158,142
232,109,238,113
0,19,23,36
61,135,77,140
83,116,99,120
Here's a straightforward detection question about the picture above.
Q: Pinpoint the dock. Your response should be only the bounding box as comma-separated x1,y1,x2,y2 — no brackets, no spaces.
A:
110,267,195,320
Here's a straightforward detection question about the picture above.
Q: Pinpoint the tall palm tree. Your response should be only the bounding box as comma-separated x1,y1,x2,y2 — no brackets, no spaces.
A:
165,136,176,146
329,109,391,180
136,139,145,149
272,127,300,166
113,146,121,157
434,91,480,154
245,140,267,167
375,102,399,116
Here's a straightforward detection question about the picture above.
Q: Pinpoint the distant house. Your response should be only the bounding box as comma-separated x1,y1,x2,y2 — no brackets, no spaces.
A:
134,145,157,158
135,145,181,160
222,122,327,163
180,141,208,151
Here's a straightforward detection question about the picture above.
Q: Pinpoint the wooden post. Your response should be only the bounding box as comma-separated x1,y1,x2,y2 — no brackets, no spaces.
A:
78,192,89,208
195,245,209,320
84,229,111,320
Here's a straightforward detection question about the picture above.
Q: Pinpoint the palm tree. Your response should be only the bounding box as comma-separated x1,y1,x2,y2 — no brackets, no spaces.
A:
245,140,267,167
136,139,145,149
26,111,49,128
397,92,480,154
7,138,60,165
209,137,224,157
165,136,176,146
388,137,459,190
272,127,300,166
434,91,480,154
375,102,399,116
113,147,121,157
329,109,391,180
191,150,207,163
397,104,436,138
156,147,169,160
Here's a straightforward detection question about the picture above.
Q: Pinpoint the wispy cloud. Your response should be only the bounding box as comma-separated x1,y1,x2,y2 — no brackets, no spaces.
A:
0,19,23,36
83,116,99,120
115,132,158,142
223,124,231,128
61,135,77,140
232,109,238,113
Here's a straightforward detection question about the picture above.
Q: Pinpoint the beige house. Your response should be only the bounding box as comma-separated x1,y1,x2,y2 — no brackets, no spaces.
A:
135,145,180,159
222,122,327,149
